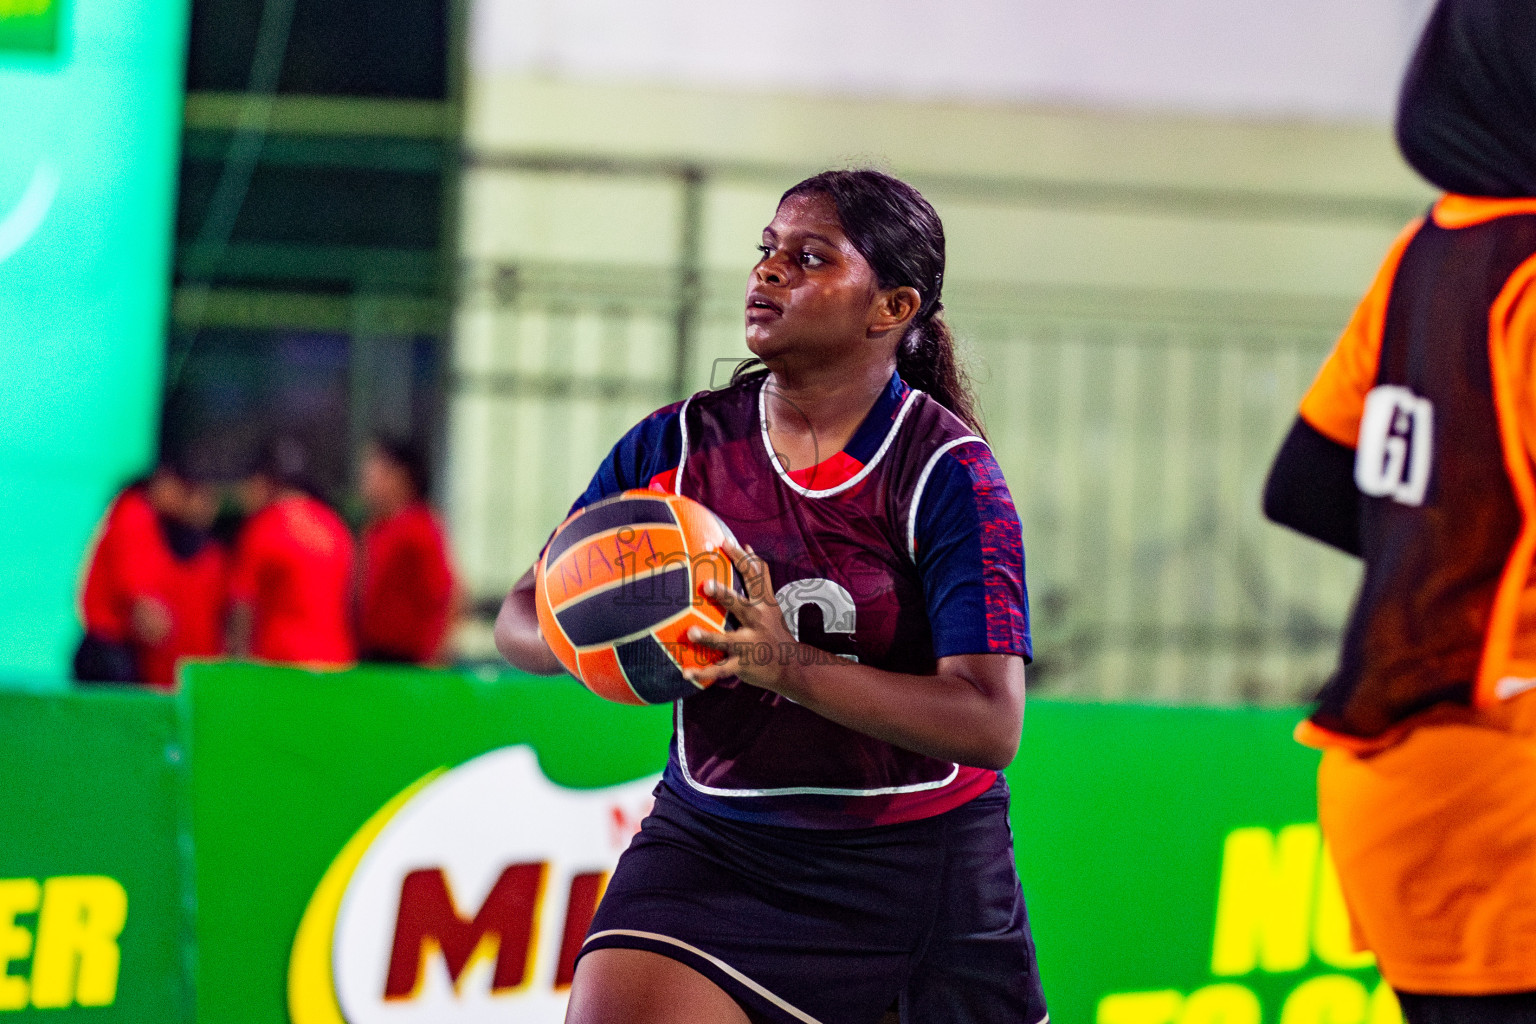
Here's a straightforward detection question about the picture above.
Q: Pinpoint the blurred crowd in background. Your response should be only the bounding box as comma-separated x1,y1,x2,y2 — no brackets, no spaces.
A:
72,434,458,689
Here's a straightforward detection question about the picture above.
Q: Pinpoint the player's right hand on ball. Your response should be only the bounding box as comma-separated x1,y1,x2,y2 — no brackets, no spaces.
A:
685,542,803,696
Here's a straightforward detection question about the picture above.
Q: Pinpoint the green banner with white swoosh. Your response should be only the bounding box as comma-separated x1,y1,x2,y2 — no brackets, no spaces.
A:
0,0,188,684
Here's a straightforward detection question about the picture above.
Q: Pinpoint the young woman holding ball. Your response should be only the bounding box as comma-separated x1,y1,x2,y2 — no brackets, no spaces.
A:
497,169,1044,1024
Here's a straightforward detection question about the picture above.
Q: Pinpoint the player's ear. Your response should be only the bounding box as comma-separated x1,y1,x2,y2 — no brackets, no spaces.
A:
869,285,921,338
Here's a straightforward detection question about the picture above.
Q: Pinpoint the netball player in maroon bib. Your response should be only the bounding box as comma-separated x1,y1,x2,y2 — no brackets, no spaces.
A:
497,170,1046,1024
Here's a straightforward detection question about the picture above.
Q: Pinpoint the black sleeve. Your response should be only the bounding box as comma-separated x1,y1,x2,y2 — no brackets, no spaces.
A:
1262,417,1362,558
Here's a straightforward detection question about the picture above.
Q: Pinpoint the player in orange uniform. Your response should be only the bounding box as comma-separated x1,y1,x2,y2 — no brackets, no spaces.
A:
1263,2,1536,1019
228,438,356,668
357,435,457,665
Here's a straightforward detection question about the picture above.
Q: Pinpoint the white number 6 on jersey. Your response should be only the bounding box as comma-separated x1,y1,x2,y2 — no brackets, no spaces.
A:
1355,384,1433,507
775,578,858,662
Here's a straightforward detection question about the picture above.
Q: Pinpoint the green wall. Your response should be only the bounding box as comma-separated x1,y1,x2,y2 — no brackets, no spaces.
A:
0,0,189,686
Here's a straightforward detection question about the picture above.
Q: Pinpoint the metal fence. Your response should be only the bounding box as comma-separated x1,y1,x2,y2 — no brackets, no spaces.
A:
448,158,1377,704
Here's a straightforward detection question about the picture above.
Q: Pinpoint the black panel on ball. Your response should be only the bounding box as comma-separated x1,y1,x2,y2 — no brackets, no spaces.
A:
554,567,692,648
615,634,696,704
544,497,678,567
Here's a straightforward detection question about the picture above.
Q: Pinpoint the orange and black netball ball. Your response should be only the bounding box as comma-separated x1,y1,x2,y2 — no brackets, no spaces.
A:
535,490,739,704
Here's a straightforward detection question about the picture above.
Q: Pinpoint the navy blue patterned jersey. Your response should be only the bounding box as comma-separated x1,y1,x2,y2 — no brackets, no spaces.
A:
565,371,1030,828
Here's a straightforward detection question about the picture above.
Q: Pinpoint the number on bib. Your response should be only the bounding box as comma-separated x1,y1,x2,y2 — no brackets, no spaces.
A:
1355,385,1433,507
775,578,859,662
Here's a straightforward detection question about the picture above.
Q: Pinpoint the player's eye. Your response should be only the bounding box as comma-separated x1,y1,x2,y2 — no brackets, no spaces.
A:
755,244,773,260
799,251,825,268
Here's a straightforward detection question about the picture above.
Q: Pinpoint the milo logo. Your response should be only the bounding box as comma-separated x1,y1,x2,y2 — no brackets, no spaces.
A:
288,747,658,1023
0,0,59,54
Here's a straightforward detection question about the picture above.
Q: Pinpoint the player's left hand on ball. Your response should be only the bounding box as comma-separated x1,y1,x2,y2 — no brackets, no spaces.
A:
686,542,798,693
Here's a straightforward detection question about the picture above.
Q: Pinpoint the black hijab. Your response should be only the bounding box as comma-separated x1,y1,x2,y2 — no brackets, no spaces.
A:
1397,0,1536,198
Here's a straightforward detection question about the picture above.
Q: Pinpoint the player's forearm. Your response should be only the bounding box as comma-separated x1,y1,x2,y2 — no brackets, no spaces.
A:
775,653,1025,770
1263,417,1362,556
494,571,566,676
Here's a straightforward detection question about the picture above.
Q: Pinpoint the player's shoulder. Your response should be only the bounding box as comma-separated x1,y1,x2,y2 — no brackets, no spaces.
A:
908,415,1016,526
902,389,980,440
894,393,995,481
109,485,158,534
641,397,688,425
639,377,758,455
618,397,689,450
916,438,1010,513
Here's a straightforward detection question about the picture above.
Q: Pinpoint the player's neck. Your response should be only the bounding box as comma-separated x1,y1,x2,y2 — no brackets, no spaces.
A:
370,491,414,522
762,360,894,468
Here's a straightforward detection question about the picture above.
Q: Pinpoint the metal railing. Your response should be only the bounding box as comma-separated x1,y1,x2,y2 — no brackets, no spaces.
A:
448,156,1375,704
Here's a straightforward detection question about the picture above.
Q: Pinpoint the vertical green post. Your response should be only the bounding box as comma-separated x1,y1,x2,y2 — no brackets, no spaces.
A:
673,166,706,400
0,0,190,686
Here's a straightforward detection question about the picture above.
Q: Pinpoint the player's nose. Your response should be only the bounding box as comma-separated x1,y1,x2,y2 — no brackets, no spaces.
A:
755,259,786,286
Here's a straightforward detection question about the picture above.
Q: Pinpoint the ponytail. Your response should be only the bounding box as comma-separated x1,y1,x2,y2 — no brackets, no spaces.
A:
897,310,984,439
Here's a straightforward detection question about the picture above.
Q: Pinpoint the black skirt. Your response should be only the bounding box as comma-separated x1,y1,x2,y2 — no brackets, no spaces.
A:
580,775,1048,1024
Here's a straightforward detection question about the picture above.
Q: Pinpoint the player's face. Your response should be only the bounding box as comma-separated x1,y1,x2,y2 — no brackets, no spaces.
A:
746,193,884,367
181,483,220,531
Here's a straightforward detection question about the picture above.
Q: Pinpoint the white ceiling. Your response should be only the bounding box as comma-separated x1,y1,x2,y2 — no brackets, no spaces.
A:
470,0,1439,122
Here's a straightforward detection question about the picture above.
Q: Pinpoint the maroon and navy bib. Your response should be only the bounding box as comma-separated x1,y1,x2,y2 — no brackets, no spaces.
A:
566,372,1030,828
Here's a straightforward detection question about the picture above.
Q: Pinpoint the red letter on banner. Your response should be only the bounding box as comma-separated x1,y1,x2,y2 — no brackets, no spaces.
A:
554,872,607,989
383,864,547,999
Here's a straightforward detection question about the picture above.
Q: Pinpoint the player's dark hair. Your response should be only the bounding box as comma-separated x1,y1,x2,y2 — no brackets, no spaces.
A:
1397,0,1536,198
372,432,430,500
251,435,319,496
734,169,984,437
160,445,219,485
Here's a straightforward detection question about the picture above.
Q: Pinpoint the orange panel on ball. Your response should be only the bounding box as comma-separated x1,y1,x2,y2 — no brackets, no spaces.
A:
534,559,579,677
652,610,726,678
576,646,644,705
542,525,690,609
669,495,736,554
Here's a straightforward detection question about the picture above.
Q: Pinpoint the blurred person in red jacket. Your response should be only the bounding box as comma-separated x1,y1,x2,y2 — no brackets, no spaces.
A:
228,437,355,668
76,466,181,683
137,471,228,688
75,460,229,688
357,434,458,665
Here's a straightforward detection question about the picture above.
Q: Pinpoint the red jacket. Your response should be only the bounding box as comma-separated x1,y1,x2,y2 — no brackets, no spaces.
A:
80,485,231,687
79,486,161,644
136,542,228,689
229,495,356,667
358,502,455,664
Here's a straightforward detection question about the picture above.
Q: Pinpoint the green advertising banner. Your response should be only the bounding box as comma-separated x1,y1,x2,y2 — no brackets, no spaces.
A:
0,670,1402,1023
0,689,188,1022
0,0,189,685
178,664,1399,1024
